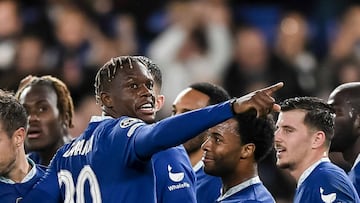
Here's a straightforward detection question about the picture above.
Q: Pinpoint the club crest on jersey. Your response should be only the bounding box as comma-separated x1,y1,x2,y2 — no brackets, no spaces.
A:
120,117,142,128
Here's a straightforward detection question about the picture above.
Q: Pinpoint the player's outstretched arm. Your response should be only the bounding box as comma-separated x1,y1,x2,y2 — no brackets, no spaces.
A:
231,82,283,117
134,82,284,158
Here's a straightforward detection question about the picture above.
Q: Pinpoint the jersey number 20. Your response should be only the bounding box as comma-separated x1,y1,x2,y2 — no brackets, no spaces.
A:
58,165,102,203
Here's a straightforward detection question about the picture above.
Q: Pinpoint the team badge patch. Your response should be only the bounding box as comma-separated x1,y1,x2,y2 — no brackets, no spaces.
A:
119,117,142,128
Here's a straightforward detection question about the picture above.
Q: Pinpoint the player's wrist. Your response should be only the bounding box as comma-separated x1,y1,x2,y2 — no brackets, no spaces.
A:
230,98,237,115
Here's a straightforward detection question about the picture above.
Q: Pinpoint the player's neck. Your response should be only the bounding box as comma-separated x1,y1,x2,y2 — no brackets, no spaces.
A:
188,149,204,167
342,138,360,165
38,141,64,166
8,151,30,183
291,151,328,183
221,161,257,193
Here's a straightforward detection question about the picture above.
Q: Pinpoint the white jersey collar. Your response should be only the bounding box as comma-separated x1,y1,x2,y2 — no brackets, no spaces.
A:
0,158,37,184
193,160,204,172
297,157,330,188
90,115,113,122
217,176,261,202
351,153,360,171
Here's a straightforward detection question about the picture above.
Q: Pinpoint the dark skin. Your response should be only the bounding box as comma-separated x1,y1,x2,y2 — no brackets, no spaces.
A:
328,82,360,165
99,59,283,122
100,61,157,123
202,118,257,193
232,82,283,116
18,84,67,166
171,88,210,166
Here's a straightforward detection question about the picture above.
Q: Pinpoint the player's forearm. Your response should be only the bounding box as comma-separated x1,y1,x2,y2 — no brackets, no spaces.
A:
135,101,233,157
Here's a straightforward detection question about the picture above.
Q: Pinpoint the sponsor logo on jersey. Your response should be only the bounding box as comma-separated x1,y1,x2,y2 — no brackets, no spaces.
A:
168,165,184,182
168,182,191,191
166,164,190,191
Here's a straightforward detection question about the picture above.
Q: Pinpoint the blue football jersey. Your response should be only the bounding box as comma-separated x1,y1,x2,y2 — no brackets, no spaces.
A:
194,161,222,203
27,152,41,165
152,145,196,203
0,163,46,203
21,101,233,203
216,176,274,203
295,158,360,203
349,155,360,197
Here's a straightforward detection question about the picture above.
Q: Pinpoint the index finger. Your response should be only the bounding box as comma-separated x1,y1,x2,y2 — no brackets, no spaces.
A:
261,82,284,95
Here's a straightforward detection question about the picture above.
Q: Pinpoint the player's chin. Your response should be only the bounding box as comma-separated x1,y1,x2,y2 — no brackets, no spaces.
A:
137,113,156,124
276,160,288,169
203,159,215,169
203,165,216,176
26,140,47,151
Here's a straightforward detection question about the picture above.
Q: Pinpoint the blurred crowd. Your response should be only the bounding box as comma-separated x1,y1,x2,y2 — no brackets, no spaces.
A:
1,0,360,202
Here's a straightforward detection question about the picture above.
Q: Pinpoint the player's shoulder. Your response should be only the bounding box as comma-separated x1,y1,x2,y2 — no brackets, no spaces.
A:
96,116,145,132
315,161,348,179
153,145,188,161
302,162,358,199
117,116,145,128
35,164,47,174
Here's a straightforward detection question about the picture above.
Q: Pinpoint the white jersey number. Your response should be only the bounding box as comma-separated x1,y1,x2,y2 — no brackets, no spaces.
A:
58,165,102,203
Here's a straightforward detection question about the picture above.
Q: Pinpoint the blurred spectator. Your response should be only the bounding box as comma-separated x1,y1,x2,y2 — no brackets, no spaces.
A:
0,0,22,70
49,4,97,106
114,14,139,55
222,25,304,101
319,5,360,98
326,56,360,93
148,0,232,118
274,11,318,96
0,34,53,92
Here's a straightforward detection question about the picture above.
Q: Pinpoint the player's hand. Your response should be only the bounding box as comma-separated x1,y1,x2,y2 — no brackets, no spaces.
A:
231,82,284,117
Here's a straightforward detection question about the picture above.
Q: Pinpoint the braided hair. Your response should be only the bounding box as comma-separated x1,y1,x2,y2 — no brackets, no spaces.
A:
15,75,75,128
94,56,148,105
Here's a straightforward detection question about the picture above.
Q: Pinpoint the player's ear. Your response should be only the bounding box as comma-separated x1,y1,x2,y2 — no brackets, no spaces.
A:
354,114,360,135
13,127,26,148
312,131,326,148
240,143,255,159
100,92,113,108
155,95,165,111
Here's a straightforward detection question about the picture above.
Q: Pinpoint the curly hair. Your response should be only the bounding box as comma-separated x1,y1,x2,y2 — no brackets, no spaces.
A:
234,112,275,162
15,75,74,128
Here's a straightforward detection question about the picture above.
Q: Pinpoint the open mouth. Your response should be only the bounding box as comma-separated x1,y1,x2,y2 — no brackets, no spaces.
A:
27,128,41,139
138,102,155,114
275,146,286,158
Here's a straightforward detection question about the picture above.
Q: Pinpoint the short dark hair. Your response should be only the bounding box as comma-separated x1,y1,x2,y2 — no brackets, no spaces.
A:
0,89,28,137
234,112,275,162
15,75,75,128
280,97,335,142
331,82,360,114
189,82,231,105
94,56,148,105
